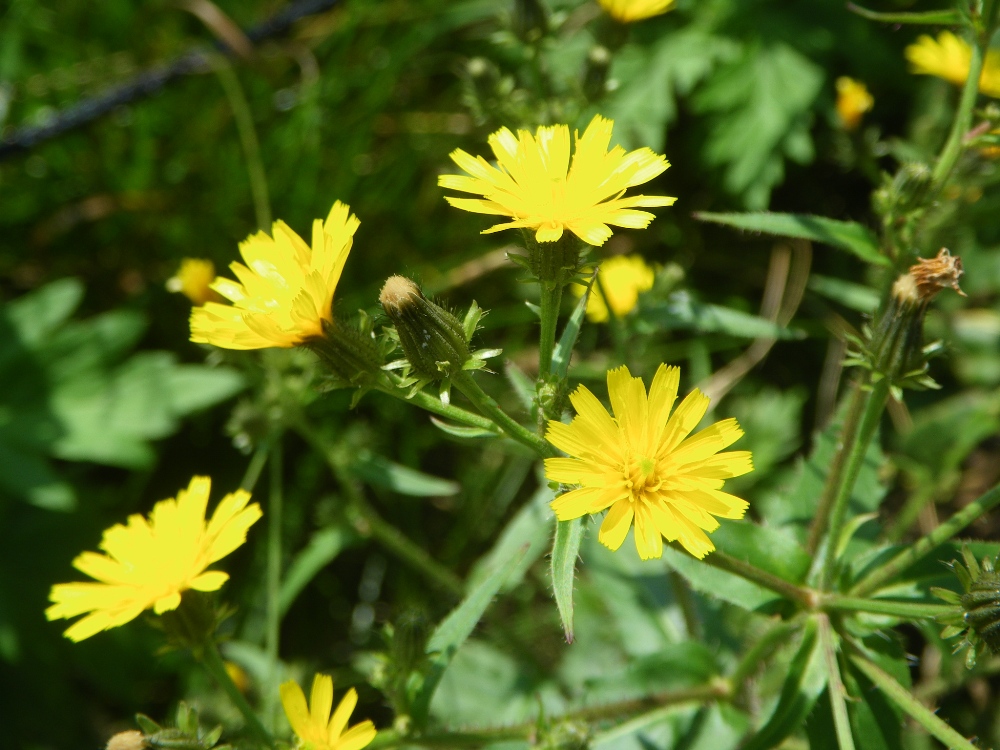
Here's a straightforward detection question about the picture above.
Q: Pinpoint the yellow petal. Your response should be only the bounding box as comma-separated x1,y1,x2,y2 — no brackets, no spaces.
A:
310,674,335,730
328,687,358,741
336,721,377,750
552,487,619,520
281,680,313,740
598,499,634,550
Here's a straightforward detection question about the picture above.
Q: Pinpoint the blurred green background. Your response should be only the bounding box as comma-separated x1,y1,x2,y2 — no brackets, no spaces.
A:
3,0,1000,748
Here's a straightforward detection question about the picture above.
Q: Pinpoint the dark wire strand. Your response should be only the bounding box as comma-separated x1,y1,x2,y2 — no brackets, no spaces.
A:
0,0,339,161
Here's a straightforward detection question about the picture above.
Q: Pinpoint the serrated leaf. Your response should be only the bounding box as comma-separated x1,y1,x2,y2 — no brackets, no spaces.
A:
552,271,595,379
697,212,887,266
743,619,827,750
429,416,497,439
847,3,964,25
551,517,585,643
279,526,357,617
351,450,459,497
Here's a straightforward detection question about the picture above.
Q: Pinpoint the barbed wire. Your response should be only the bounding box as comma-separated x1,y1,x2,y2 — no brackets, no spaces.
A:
0,0,339,161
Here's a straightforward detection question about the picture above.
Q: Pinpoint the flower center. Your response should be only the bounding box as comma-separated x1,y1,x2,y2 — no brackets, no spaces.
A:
625,454,661,501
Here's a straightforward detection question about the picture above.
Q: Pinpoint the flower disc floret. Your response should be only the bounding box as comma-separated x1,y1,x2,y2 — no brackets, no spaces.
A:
46,476,262,641
281,674,377,750
545,364,752,559
190,201,360,350
439,115,675,247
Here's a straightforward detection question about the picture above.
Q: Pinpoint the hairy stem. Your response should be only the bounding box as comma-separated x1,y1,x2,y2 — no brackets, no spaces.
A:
850,480,1000,597
537,282,564,379
264,438,283,730
818,615,856,750
931,29,986,187
700,549,818,609
452,371,557,457
378,378,500,434
201,640,274,748
822,595,952,619
819,378,889,589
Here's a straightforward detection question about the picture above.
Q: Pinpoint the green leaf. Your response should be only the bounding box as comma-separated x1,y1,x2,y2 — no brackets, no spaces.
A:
663,545,780,612
712,521,812,584
279,526,357,618
552,271,594,379
551,517,585,643
429,416,497,439
637,292,801,339
5,278,83,345
808,275,880,312
351,450,460,497
412,543,529,726
504,360,535,412
743,619,828,750
696,212,887,266
692,43,823,209
467,484,553,594
847,3,964,25
165,365,245,414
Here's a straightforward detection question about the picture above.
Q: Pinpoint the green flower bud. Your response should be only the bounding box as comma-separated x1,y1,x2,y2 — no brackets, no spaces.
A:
380,276,471,380
935,547,1000,669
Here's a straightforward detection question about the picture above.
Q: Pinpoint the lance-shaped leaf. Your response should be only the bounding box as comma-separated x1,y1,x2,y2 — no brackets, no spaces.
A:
410,544,529,726
351,449,460,497
743,618,828,750
551,516,585,643
696,211,888,266
847,3,964,25
279,526,357,617
552,270,596,379
638,291,802,339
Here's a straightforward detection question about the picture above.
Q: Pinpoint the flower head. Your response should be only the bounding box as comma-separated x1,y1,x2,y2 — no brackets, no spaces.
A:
439,114,675,247
281,674,377,750
46,476,261,642
573,254,655,323
545,365,752,559
190,202,359,349
167,258,219,306
905,32,1000,98
835,77,874,131
597,0,675,23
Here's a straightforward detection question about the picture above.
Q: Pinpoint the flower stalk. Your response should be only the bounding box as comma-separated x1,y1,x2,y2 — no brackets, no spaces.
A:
201,640,275,748
451,371,557,457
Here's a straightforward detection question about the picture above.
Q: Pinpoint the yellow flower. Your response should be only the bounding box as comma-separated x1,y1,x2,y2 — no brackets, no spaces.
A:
46,476,262,642
281,674,377,750
166,258,219,306
597,0,675,23
545,365,752,559
190,202,359,349
572,254,655,323
835,77,874,131
905,32,1000,98
439,114,676,247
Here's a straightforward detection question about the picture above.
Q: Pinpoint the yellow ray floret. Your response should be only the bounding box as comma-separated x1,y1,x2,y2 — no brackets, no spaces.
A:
166,258,219,306
905,32,1000,98
835,77,874,131
439,114,676,247
46,476,262,642
572,254,655,323
597,0,675,23
545,364,753,559
190,201,360,349
281,674,377,750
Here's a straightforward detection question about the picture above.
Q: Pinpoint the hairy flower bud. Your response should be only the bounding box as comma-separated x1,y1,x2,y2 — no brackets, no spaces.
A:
306,318,386,388
380,276,471,380
935,548,1000,668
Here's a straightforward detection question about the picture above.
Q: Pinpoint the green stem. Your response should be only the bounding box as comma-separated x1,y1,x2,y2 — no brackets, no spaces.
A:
699,549,818,609
807,383,869,555
818,615,856,750
819,379,890,589
201,640,274,748
452,371,557,457
931,29,986,187
264,438,283,730
537,282,564,379
210,54,272,231
848,651,980,750
240,440,271,492
293,417,465,596
823,595,952,619
850,480,1000,597
729,619,802,687
377,378,500,434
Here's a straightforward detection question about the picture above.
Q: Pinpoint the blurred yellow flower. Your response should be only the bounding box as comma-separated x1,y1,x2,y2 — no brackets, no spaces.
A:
281,674,377,750
46,476,261,642
190,202,359,349
835,77,874,131
905,32,1000,98
573,254,655,322
597,0,675,23
439,114,675,247
166,258,219,306
545,364,752,559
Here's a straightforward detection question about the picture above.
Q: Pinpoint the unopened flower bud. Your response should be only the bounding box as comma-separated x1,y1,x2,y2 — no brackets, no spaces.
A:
855,249,964,390
107,730,146,750
380,276,471,380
